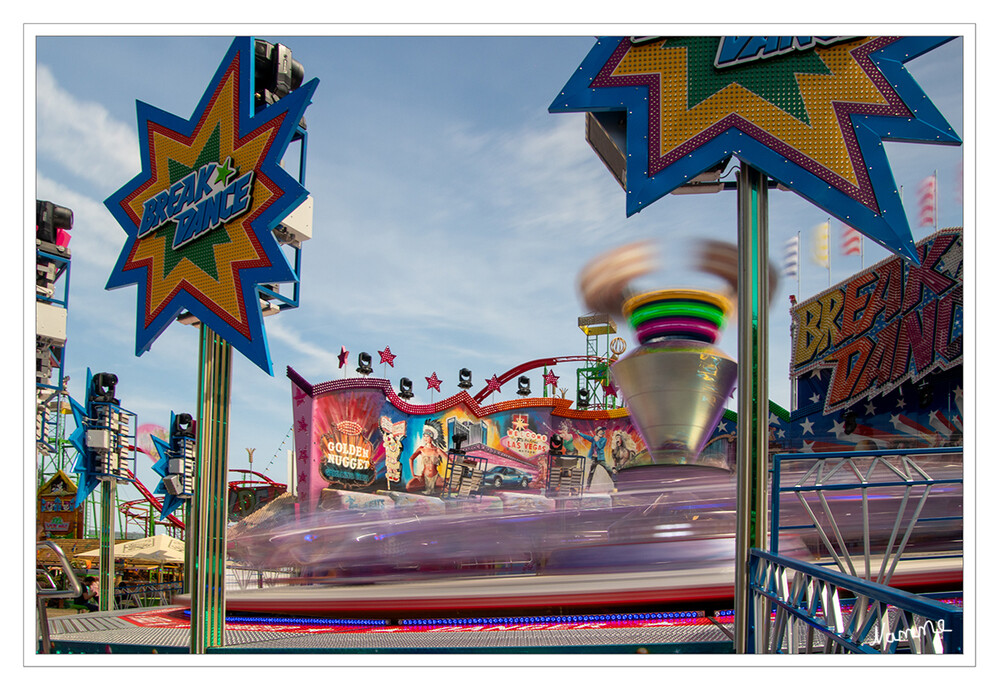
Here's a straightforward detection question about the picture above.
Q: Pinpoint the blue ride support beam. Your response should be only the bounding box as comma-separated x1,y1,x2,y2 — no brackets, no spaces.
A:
188,324,233,652
734,163,770,653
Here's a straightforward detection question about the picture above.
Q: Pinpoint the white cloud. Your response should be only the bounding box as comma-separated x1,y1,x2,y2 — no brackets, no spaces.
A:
35,172,127,272
35,65,140,189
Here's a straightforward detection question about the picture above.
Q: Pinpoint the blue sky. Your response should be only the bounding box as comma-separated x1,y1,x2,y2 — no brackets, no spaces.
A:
30,31,968,515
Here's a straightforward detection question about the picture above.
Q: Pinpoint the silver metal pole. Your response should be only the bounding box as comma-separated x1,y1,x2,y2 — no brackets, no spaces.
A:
735,162,770,653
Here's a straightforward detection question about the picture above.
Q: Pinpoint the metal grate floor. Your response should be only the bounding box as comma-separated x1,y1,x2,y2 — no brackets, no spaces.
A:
43,607,734,653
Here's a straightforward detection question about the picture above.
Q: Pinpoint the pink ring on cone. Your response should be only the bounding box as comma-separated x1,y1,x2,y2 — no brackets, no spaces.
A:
635,317,720,344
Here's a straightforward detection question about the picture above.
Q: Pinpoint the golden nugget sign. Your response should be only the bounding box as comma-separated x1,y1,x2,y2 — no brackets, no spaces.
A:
792,229,962,413
105,38,318,374
321,420,374,484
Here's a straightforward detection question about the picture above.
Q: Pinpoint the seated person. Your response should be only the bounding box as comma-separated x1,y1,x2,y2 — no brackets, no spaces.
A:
74,576,99,612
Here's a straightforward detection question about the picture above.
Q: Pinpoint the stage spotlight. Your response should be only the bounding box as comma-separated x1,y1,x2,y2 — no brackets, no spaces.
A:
254,40,305,112
458,368,473,389
172,412,196,440
842,410,858,435
549,434,564,455
451,431,467,453
398,378,414,399
36,200,73,246
356,352,373,375
517,376,531,396
90,372,118,404
576,388,590,409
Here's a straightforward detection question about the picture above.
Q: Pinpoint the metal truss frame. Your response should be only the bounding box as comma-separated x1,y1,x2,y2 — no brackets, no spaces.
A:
769,447,963,585
748,548,962,654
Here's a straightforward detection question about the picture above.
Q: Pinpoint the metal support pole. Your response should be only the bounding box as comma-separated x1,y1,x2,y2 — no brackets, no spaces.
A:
734,163,770,653
188,324,233,653
98,478,116,611
183,502,193,595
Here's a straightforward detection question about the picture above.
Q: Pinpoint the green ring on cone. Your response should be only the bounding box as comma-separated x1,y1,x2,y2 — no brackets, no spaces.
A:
629,300,726,330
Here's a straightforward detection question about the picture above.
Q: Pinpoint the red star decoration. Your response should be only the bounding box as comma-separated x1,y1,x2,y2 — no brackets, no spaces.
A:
298,471,307,484
485,375,502,394
292,387,306,407
297,417,308,432
337,346,349,369
426,372,442,392
378,347,397,367
543,370,559,389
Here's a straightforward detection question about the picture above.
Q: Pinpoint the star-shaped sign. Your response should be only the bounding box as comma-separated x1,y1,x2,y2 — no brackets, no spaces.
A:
337,346,349,369
543,370,560,389
551,36,961,262
378,347,397,367
149,414,187,520
104,38,319,374
426,372,443,392
485,374,503,395
67,393,99,508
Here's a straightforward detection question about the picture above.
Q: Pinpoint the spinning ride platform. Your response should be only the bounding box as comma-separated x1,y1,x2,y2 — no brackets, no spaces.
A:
42,604,735,654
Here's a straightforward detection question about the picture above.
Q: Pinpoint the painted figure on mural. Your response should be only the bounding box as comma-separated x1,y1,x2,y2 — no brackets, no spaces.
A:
610,429,638,469
577,426,614,489
406,419,447,495
379,416,406,487
556,421,578,455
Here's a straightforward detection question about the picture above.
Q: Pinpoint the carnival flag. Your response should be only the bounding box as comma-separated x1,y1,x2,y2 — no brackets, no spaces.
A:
918,173,937,227
782,236,799,279
842,224,862,256
811,221,830,268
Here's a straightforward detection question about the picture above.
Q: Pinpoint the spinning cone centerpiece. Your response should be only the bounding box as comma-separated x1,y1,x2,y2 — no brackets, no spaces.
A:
611,288,737,472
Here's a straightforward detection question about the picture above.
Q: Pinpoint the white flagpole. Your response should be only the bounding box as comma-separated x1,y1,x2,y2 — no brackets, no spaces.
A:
796,231,801,298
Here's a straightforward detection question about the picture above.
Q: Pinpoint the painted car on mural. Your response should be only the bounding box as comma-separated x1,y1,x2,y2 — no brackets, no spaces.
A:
482,465,533,489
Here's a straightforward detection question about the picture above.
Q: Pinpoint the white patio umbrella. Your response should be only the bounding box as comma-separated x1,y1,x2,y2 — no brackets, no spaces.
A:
78,534,185,563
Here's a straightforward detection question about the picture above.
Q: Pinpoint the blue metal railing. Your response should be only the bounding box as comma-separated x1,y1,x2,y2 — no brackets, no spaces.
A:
768,448,962,582
748,548,962,653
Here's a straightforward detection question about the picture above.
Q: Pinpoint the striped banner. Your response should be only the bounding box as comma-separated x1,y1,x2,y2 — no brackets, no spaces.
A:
782,236,799,279
918,174,937,227
811,221,830,268
842,224,862,256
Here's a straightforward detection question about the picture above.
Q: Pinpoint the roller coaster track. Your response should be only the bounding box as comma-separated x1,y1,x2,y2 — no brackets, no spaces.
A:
471,356,609,403
120,467,185,531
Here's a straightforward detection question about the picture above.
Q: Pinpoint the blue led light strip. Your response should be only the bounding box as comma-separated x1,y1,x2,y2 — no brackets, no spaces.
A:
178,609,716,629
397,611,701,626
181,610,388,627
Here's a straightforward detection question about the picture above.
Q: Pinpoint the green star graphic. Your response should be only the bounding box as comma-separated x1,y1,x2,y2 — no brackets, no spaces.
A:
662,37,833,124
214,156,236,186
152,124,232,281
